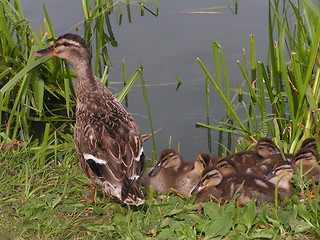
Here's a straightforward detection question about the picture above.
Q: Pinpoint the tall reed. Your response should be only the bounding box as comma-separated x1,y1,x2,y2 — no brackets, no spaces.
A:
0,0,158,161
196,0,320,152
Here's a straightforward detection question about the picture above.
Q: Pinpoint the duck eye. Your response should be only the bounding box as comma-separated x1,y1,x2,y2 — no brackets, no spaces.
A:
63,42,70,46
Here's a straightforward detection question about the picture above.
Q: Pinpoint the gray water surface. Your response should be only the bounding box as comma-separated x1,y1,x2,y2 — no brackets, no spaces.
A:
23,0,269,161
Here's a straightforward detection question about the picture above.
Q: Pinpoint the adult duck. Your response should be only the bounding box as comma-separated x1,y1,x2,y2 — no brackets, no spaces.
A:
33,33,145,205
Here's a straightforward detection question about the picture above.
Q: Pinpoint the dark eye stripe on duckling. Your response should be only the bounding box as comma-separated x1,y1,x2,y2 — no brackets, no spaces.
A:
216,161,228,168
164,154,179,163
203,171,220,181
295,150,315,162
300,138,316,149
258,142,278,152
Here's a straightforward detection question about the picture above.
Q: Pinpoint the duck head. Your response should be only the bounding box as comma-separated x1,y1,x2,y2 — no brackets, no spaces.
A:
265,161,294,184
216,158,237,176
149,149,182,177
294,147,318,168
256,138,280,158
33,33,91,67
191,166,223,195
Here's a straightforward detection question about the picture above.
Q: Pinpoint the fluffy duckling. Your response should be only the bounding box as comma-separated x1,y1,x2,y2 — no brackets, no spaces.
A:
192,160,294,205
142,149,188,194
246,153,294,177
142,150,212,196
300,138,317,151
225,138,280,171
192,166,276,205
175,152,214,196
191,167,224,203
34,33,144,205
265,161,294,198
293,147,320,183
216,158,238,176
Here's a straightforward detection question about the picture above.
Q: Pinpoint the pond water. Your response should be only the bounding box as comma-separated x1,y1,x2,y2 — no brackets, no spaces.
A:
22,0,269,161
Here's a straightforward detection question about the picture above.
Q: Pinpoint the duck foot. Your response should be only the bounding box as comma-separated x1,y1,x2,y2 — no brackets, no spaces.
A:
81,184,96,203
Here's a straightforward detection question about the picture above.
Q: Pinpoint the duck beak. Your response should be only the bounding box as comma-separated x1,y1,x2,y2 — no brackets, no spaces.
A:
149,162,162,177
191,182,206,195
33,45,58,57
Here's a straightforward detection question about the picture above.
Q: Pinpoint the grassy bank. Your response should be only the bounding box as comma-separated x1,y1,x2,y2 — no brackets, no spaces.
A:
0,0,319,239
0,142,319,239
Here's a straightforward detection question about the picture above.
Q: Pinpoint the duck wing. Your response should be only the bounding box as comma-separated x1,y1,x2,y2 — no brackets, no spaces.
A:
76,96,145,205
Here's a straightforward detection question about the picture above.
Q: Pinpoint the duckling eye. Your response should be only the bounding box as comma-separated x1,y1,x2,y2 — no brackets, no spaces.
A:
63,42,70,46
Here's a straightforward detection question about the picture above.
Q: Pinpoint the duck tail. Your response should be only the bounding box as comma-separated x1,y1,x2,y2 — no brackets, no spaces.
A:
121,179,145,206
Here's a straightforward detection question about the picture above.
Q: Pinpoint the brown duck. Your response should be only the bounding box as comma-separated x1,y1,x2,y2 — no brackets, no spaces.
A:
33,33,145,205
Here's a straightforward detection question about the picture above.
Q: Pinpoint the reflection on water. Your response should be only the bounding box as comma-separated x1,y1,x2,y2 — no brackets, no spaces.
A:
22,0,269,160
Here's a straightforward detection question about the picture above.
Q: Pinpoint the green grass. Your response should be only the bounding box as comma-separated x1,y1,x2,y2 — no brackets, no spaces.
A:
196,0,320,154
0,143,319,239
0,0,320,239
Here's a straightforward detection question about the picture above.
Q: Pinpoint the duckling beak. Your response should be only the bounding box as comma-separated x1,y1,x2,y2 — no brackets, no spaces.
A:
191,182,206,195
264,170,275,180
33,45,58,57
149,162,162,177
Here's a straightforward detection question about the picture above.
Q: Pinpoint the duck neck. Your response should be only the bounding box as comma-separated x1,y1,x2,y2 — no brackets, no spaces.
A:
74,59,98,95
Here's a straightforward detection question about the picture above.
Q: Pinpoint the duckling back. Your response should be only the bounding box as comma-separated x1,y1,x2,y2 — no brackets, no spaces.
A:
218,174,276,205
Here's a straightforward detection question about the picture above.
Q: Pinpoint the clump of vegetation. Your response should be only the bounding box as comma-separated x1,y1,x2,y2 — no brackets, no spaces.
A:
0,0,319,239
196,0,320,154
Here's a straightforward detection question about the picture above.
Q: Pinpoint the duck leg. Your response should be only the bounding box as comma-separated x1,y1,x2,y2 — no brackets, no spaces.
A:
84,184,96,203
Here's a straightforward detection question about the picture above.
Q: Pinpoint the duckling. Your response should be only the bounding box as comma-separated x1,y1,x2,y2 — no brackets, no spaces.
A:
246,153,294,177
300,138,317,151
191,167,224,203
193,159,294,205
265,161,294,198
225,138,280,171
216,158,238,176
142,150,212,196
142,149,187,194
33,34,144,205
227,160,294,203
192,166,276,205
175,151,213,196
293,147,320,183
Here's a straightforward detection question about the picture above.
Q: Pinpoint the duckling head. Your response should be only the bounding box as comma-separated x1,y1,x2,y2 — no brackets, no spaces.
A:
191,166,223,195
300,138,317,151
294,147,318,168
256,138,280,158
194,152,213,173
265,161,294,184
33,33,91,67
149,149,182,177
216,158,237,176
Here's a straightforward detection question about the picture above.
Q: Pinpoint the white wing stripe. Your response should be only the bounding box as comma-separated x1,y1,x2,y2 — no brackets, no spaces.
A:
134,147,144,161
83,153,106,165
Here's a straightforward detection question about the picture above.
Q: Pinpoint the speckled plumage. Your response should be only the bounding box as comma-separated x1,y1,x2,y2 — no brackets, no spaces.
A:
34,33,145,205
192,161,293,205
220,138,280,172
